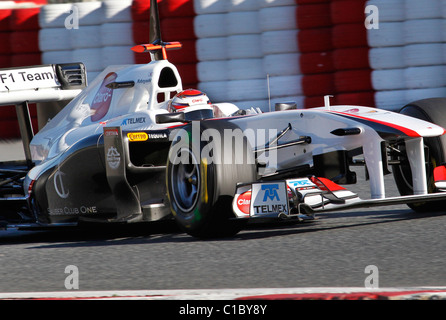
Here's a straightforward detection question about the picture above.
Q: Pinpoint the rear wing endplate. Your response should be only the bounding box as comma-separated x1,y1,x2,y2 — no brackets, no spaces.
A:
0,63,87,167
0,63,86,106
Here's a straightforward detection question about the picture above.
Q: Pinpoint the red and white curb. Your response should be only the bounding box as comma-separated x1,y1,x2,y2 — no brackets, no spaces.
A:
1,287,446,300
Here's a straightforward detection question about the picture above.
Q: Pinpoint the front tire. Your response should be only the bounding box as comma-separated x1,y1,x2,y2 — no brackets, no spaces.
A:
393,98,446,212
166,122,256,238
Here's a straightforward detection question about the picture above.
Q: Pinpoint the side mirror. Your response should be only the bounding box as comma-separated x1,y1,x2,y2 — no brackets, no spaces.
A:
155,112,186,124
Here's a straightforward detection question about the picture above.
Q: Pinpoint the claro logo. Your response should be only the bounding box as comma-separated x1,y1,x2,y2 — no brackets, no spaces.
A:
236,191,251,215
90,72,117,122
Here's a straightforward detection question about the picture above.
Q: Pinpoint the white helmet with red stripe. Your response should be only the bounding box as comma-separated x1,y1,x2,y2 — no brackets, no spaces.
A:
168,89,212,113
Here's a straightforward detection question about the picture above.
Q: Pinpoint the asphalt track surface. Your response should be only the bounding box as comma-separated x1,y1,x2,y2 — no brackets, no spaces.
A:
0,140,446,293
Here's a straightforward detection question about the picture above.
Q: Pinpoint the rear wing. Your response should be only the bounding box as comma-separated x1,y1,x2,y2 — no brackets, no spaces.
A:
0,63,87,167
0,63,86,106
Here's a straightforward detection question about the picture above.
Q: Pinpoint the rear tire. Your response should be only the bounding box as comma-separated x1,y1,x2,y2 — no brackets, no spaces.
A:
393,98,446,212
166,121,256,238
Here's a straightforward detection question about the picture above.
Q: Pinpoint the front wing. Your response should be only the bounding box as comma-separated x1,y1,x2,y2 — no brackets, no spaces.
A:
232,175,446,220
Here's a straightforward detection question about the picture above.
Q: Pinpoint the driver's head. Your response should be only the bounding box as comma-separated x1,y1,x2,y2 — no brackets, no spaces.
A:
168,89,212,113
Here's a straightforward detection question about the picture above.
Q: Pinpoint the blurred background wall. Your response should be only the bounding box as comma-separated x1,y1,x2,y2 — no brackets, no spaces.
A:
0,0,445,138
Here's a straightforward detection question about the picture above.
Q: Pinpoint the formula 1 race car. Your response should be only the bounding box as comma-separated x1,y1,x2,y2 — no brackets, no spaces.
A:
2,0,446,238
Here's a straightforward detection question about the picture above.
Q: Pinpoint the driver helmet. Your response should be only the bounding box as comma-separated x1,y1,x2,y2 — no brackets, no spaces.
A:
167,89,212,113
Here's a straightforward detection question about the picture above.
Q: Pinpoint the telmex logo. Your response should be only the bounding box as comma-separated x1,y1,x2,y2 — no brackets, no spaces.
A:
121,117,146,126
127,132,148,141
262,184,280,201
251,182,288,216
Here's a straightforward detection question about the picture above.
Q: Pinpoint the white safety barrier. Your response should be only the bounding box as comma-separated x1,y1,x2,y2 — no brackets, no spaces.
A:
38,3,72,28
101,0,132,23
0,3,43,139
39,1,135,83
366,0,446,110
3,0,446,135
195,1,302,110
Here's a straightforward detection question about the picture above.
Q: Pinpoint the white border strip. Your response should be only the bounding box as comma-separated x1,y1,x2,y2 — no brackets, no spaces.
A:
2,287,446,300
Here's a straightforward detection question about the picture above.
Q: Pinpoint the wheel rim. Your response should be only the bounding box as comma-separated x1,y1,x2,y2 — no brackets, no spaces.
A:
171,147,201,213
